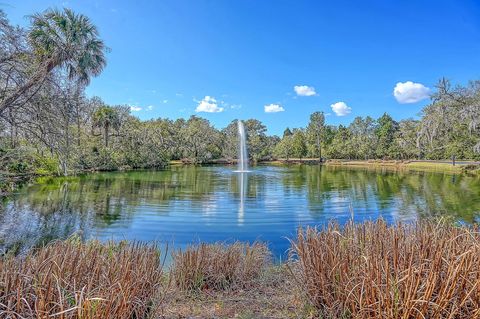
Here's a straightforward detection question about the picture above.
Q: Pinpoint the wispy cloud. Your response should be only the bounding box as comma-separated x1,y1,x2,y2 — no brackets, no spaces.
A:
130,105,142,112
264,104,285,113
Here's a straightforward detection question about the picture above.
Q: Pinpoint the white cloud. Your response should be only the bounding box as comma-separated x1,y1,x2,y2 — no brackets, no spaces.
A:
294,85,317,96
195,96,224,113
331,101,351,116
162,99,168,104
393,81,430,104
146,105,154,111
130,105,142,112
264,104,285,113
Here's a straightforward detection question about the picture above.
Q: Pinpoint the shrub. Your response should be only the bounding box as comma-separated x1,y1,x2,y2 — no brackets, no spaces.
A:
291,220,480,318
172,242,271,292
33,153,59,175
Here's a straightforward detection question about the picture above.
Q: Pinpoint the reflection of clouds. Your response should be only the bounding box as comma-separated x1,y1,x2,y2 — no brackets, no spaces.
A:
0,202,88,254
201,199,217,216
329,195,350,204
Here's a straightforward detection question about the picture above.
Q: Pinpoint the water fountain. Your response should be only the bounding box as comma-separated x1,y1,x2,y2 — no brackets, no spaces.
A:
237,120,249,172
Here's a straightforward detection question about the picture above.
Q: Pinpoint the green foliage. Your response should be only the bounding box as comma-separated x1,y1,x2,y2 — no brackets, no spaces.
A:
274,135,294,159
28,8,107,84
1,147,37,175
283,127,292,137
375,113,399,159
326,125,353,159
244,119,269,162
180,116,221,163
292,129,307,159
306,111,325,159
92,105,121,147
33,154,58,175
348,116,376,159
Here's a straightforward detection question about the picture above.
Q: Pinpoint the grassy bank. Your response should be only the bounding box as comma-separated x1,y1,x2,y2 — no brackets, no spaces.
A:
170,158,480,175
325,159,480,174
2,220,480,318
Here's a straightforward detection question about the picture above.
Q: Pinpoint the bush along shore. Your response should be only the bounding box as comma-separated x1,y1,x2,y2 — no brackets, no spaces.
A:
1,219,480,318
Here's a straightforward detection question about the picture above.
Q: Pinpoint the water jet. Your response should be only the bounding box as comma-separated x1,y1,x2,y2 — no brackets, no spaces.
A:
236,120,249,173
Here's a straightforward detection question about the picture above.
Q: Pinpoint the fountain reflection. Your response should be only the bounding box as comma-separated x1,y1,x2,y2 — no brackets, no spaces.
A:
238,171,248,225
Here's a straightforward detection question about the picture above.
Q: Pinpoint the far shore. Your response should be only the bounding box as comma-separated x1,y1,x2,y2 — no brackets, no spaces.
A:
170,158,480,174
2,158,479,197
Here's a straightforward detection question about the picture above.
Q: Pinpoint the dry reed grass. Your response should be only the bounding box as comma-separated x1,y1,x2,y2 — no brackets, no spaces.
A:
0,239,163,318
291,220,480,319
172,242,271,292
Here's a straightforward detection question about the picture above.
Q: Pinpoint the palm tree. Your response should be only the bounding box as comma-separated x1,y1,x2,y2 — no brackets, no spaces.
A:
92,106,120,147
0,8,107,116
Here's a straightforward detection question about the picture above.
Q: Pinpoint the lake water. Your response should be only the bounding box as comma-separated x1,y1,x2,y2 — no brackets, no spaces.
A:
1,165,479,257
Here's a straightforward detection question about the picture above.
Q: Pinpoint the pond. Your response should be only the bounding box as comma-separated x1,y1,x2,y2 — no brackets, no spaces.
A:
1,165,479,257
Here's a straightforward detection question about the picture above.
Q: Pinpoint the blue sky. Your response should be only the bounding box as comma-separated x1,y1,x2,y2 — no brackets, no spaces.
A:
3,0,480,135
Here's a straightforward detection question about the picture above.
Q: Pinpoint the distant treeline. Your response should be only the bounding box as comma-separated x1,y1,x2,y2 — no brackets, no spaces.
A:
1,8,480,184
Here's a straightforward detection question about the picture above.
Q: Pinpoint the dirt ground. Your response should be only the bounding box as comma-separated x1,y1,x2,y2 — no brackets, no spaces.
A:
155,265,317,319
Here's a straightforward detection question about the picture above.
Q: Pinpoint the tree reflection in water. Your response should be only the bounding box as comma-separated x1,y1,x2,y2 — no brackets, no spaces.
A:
1,165,479,255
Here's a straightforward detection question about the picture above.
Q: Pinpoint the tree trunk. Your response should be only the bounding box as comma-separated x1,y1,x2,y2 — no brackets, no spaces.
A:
317,136,322,162
77,118,81,147
104,124,109,147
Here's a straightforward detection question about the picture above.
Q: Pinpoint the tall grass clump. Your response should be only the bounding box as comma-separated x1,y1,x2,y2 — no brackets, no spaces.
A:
0,240,163,318
292,220,480,319
172,242,270,292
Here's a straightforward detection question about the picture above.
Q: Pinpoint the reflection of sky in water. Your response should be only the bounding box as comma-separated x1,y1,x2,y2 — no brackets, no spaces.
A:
1,165,480,257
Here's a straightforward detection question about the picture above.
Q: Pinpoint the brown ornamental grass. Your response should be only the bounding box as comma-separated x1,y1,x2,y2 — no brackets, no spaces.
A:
172,241,271,292
291,220,480,319
0,239,163,319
